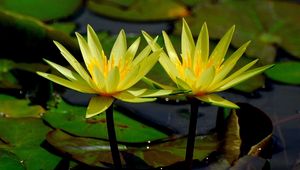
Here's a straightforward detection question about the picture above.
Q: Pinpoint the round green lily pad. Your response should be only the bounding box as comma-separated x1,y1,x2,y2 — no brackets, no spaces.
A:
265,61,300,85
0,0,83,21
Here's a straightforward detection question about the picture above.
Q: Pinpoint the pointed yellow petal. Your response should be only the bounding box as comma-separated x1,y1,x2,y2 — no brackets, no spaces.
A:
196,66,215,90
218,64,273,91
113,91,156,103
137,89,173,97
87,25,105,67
209,25,235,66
53,41,92,83
142,77,177,90
76,32,93,69
118,65,140,90
176,77,191,90
127,88,147,96
37,72,95,93
194,22,209,69
86,96,114,118
162,31,180,66
181,19,195,63
132,45,152,66
43,59,85,83
142,31,161,51
110,29,127,65
124,37,141,63
212,41,251,84
91,65,106,91
142,31,179,82
184,68,196,85
196,94,239,109
211,59,258,91
106,66,120,93
125,50,161,89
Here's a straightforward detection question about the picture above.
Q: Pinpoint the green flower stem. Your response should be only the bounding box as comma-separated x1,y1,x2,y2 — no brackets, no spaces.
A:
106,104,122,169
185,97,199,170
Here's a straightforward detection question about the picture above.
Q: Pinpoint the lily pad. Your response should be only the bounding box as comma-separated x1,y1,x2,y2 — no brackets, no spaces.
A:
177,1,300,64
49,22,77,35
43,100,169,143
0,94,45,118
0,0,83,21
0,9,78,62
0,118,61,170
0,149,25,170
46,129,219,168
87,0,189,21
265,61,300,85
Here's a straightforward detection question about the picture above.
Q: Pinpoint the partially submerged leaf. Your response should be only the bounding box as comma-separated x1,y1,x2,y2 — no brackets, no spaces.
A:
0,9,78,62
265,61,300,85
46,129,220,168
0,94,45,118
43,100,169,143
87,0,189,21
0,0,83,21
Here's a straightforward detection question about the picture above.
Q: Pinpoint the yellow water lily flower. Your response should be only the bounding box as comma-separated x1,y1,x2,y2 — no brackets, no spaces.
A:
37,25,171,118
143,19,273,108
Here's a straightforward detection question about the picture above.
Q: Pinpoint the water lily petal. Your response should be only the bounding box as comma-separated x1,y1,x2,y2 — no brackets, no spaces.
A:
176,77,191,90
182,19,195,65
86,96,114,118
110,29,127,66
196,66,215,90
128,50,161,87
196,94,239,109
127,88,147,96
132,45,152,66
53,41,92,83
118,65,140,90
76,32,93,71
211,59,259,91
43,59,85,83
106,66,120,93
162,31,180,66
87,25,105,68
209,25,235,66
194,22,209,70
113,91,156,103
218,64,273,91
142,77,177,90
212,41,251,84
124,37,141,64
36,72,95,93
142,31,180,82
91,65,106,91
137,89,173,97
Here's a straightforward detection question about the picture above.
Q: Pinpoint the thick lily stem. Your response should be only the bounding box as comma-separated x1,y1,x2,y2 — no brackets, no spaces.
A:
106,104,122,169
185,98,199,170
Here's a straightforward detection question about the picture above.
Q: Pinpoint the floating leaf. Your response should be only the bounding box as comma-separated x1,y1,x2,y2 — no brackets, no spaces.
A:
43,100,169,143
87,0,189,21
0,118,61,170
0,0,83,21
177,1,300,64
0,94,45,118
0,9,78,62
265,61,300,85
46,129,219,168
49,22,77,35
0,149,25,170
